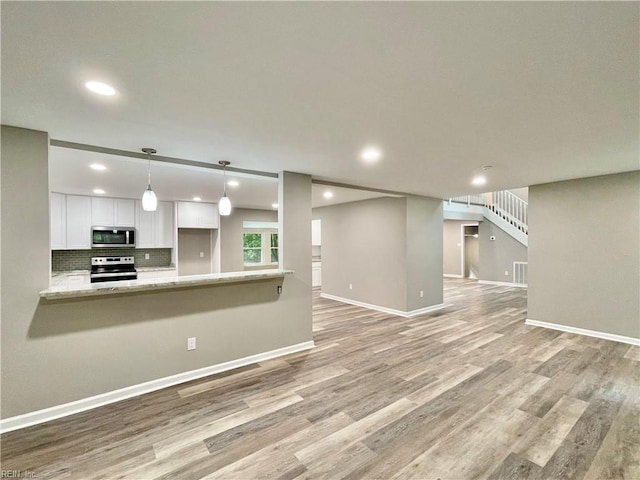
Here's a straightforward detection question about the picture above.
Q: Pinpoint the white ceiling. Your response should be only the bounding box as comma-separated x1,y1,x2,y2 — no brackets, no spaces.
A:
3,2,638,198
49,146,392,209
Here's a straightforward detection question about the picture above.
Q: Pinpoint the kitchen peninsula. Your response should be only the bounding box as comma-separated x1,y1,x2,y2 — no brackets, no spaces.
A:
40,269,293,300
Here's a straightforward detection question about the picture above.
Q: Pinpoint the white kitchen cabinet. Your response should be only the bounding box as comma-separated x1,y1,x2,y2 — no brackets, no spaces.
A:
312,261,322,287
177,201,219,229
91,197,135,227
66,195,92,249
135,201,174,248
50,193,66,250
137,269,177,280
312,219,322,246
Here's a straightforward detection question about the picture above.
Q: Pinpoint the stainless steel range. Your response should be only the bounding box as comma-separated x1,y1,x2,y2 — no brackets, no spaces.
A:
90,256,137,283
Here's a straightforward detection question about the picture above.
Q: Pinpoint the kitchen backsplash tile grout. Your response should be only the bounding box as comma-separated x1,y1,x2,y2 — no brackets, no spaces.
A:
52,248,172,272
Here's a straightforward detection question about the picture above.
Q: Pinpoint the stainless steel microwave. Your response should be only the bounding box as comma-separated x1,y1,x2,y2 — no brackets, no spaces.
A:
91,227,136,248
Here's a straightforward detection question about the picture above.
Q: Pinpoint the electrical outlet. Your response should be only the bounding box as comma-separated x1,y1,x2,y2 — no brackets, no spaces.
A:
144,253,150,260
504,270,509,276
199,252,204,258
187,337,196,351
420,290,424,298
349,283,353,290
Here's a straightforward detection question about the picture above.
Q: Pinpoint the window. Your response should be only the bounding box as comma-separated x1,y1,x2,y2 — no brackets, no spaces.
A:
243,230,278,266
270,233,278,263
243,233,263,264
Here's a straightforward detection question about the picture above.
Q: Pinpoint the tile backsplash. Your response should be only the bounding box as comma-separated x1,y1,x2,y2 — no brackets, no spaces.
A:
52,248,172,272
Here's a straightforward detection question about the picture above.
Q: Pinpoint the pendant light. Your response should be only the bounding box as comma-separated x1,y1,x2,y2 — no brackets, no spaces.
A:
218,160,232,216
141,148,158,211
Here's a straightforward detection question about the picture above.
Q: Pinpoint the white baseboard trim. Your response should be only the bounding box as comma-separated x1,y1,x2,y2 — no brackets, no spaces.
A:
525,319,640,346
0,340,315,434
320,293,445,318
444,274,464,278
478,280,527,288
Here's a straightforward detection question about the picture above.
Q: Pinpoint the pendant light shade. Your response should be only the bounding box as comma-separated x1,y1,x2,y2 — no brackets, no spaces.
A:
218,193,232,216
218,160,232,216
141,148,157,212
142,185,158,211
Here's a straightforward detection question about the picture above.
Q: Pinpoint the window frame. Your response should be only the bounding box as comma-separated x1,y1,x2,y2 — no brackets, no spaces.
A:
243,228,279,267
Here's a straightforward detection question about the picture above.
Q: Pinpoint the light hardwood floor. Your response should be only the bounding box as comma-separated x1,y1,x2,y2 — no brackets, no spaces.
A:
1,279,638,479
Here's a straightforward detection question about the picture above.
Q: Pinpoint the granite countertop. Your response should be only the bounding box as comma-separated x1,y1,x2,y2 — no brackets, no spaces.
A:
52,270,90,277
136,266,176,272
40,269,294,300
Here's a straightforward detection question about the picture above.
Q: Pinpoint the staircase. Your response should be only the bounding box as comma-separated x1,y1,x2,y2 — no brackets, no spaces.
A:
447,190,528,246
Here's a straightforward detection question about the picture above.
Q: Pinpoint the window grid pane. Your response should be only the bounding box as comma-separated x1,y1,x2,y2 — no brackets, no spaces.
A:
243,248,262,264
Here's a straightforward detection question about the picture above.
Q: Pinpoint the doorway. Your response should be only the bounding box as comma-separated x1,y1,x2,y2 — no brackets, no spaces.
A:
463,225,479,279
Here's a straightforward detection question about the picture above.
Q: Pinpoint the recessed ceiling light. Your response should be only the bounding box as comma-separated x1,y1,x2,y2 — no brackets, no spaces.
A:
90,163,107,171
193,197,201,202
360,147,382,162
323,191,334,199
471,175,487,186
85,81,116,96
272,203,279,209
227,180,239,187
93,188,106,195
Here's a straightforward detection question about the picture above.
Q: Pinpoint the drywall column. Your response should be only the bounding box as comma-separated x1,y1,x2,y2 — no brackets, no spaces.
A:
314,195,443,315
406,195,444,311
314,197,408,311
278,171,313,334
527,172,640,341
1,126,51,416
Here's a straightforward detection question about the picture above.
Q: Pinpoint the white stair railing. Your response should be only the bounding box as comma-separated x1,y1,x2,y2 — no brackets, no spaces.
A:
484,191,528,235
448,194,485,206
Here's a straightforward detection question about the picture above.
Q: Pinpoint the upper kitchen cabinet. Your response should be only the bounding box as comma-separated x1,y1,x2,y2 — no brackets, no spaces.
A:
91,197,135,227
50,193,67,250
312,219,322,246
135,201,174,248
66,195,92,249
177,201,219,229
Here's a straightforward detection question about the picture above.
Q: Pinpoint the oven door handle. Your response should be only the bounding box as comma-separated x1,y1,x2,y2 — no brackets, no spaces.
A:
90,272,137,278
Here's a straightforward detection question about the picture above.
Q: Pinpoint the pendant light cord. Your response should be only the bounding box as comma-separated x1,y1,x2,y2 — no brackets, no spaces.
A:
223,164,227,195
147,153,152,187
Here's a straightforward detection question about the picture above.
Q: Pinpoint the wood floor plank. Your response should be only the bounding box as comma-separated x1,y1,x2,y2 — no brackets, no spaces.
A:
1,279,637,480
513,395,589,466
486,452,542,480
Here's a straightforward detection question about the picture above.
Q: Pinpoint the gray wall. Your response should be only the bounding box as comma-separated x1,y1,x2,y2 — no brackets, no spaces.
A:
178,228,213,276
314,195,443,313
1,126,313,418
406,195,443,310
478,220,527,282
443,220,478,276
509,187,529,202
315,197,408,311
220,208,278,272
528,171,640,339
